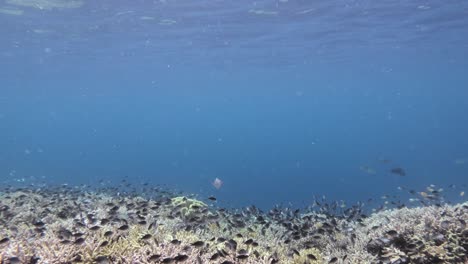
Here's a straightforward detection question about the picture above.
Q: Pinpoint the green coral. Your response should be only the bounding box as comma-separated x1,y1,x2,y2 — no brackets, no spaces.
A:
170,196,207,218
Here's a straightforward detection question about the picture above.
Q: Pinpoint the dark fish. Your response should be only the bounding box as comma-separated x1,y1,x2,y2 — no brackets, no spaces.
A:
191,241,204,247
57,228,73,239
95,256,110,264
226,239,237,250
390,167,406,176
253,250,260,258
0,237,9,244
33,220,45,227
386,230,398,237
118,224,129,231
71,254,82,262
148,222,156,230
74,237,85,245
208,196,217,201
174,254,189,262
137,215,146,220
307,254,317,260
329,257,338,263
148,254,161,261
238,249,248,255
406,243,417,250
161,257,174,263
34,227,46,234
170,239,181,245
75,222,86,228
89,225,100,231
8,257,21,264
73,232,84,237
141,234,152,240
29,256,40,264
209,253,219,260
104,231,113,237
217,249,229,257
460,219,466,227
60,240,72,245
236,254,249,259
99,241,109,247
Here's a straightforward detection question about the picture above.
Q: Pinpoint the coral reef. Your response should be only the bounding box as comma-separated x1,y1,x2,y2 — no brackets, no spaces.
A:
360,203,468,263
0,186,466,264
170,196,208,219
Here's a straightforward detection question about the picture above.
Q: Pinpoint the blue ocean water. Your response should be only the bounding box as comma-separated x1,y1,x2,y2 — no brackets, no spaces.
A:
1,0,467,209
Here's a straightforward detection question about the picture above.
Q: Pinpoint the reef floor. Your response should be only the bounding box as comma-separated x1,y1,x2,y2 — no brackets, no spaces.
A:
0,185,466,264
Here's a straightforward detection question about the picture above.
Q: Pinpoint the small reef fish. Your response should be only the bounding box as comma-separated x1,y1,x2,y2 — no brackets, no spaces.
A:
359,165,376,175
0,182,466,264
378,158,392,163
454,157,468,165
390,167,406,176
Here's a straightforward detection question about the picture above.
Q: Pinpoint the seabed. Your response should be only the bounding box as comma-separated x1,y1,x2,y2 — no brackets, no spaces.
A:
0,185,466,264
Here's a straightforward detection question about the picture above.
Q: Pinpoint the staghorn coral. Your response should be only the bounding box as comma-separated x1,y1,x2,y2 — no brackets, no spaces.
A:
290,247,323,264
353,202,468,263
171,196,207,208
0,187,466,264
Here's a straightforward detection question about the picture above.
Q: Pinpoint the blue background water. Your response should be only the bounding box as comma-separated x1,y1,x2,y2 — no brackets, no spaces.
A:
1,0,467,209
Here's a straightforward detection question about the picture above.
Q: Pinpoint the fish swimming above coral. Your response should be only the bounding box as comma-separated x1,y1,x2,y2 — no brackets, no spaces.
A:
390,167,406,176
0,183,466,263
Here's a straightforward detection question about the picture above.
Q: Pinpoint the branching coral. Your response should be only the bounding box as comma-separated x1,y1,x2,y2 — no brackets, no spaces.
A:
0,188,466,264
